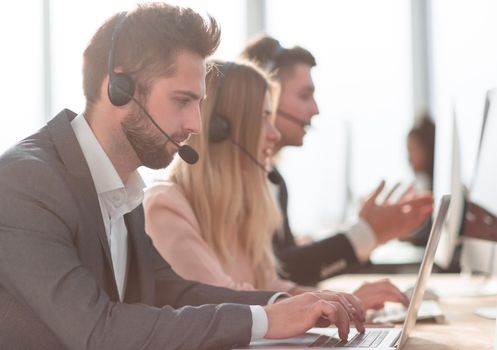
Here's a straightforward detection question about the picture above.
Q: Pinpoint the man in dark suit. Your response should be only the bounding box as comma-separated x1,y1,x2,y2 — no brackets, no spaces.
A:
240,36,433,289
0,5,365,350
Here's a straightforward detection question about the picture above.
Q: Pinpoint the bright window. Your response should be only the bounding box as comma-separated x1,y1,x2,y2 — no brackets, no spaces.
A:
0,1,44,153
266,0,413,235
431,0,497,196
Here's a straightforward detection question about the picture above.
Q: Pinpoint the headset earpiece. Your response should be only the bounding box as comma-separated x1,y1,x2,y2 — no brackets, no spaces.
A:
104,11,199,164
207,61,235,143
107,12,135,107
108,72,135,106
209,114,231,143
205,61,281,184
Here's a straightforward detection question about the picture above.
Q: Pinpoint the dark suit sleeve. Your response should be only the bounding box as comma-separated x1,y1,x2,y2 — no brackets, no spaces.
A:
272,169,360,285
274,233,359,286
151,246,277,308
0,158,254,350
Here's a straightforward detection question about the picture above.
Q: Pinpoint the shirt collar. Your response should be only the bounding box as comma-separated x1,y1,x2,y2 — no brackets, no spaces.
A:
70,113,145,210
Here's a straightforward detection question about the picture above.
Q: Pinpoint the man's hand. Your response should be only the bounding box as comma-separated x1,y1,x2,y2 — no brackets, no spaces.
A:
264,291,365,341
359,181,433,244
353,279,409,310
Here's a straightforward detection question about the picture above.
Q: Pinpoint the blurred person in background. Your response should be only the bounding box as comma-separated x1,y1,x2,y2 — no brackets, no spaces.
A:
407,113,436,192
403,113,436,246
240,35,433,286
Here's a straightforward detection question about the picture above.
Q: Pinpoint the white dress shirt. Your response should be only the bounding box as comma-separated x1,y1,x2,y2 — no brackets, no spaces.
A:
344,218,377,263
71,113,273,340
71,114,145,300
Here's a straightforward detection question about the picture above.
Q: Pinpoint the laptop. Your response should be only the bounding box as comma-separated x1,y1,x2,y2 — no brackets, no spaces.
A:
239,195,451,350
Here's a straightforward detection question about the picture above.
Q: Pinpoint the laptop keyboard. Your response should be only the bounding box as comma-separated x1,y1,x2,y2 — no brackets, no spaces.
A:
345,330,389,348
310,330,389,348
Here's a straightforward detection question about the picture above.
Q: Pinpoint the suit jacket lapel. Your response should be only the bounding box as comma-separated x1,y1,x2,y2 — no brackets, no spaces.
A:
46,109,117,298
272,166,295,247
124,206,154,304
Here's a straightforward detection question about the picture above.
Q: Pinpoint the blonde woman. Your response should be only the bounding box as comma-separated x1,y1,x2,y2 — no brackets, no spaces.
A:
144,60,297,292
144,60,409,310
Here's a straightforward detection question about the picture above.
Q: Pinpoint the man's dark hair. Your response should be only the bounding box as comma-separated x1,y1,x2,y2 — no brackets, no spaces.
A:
83,3,220,114
240,34,316,79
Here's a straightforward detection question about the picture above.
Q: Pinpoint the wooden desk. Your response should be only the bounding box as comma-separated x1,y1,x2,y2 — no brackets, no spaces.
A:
319,273,496,350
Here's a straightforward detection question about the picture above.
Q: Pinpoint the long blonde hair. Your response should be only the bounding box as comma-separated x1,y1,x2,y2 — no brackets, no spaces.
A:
168,60,281,289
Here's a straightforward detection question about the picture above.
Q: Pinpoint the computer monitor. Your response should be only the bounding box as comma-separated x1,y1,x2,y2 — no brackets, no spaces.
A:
460,89,497,276
433,90,497,275
434,111,466,269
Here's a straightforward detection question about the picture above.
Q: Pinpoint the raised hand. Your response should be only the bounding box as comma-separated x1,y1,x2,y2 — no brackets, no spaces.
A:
359,180,433,244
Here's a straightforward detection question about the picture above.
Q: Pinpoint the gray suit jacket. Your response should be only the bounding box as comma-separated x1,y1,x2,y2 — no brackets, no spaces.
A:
0,109,275,350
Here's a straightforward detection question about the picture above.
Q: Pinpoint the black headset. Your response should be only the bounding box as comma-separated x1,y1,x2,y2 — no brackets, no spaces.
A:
265,41,284,72
106,11,199,164
107,12,135,107
207,61,281,184
256,41,310,128
208,61,234,144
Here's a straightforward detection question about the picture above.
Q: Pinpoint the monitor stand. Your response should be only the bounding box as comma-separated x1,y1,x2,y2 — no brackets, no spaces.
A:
463,276,497,320
448,272,497,297
470,278,497,296
451,273,497,320
474,307,497,319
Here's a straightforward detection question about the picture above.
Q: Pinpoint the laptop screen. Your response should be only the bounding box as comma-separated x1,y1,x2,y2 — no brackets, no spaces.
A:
397,195,451,348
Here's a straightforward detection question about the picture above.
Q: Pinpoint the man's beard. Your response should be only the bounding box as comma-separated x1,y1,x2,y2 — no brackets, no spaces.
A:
121,104,177,170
